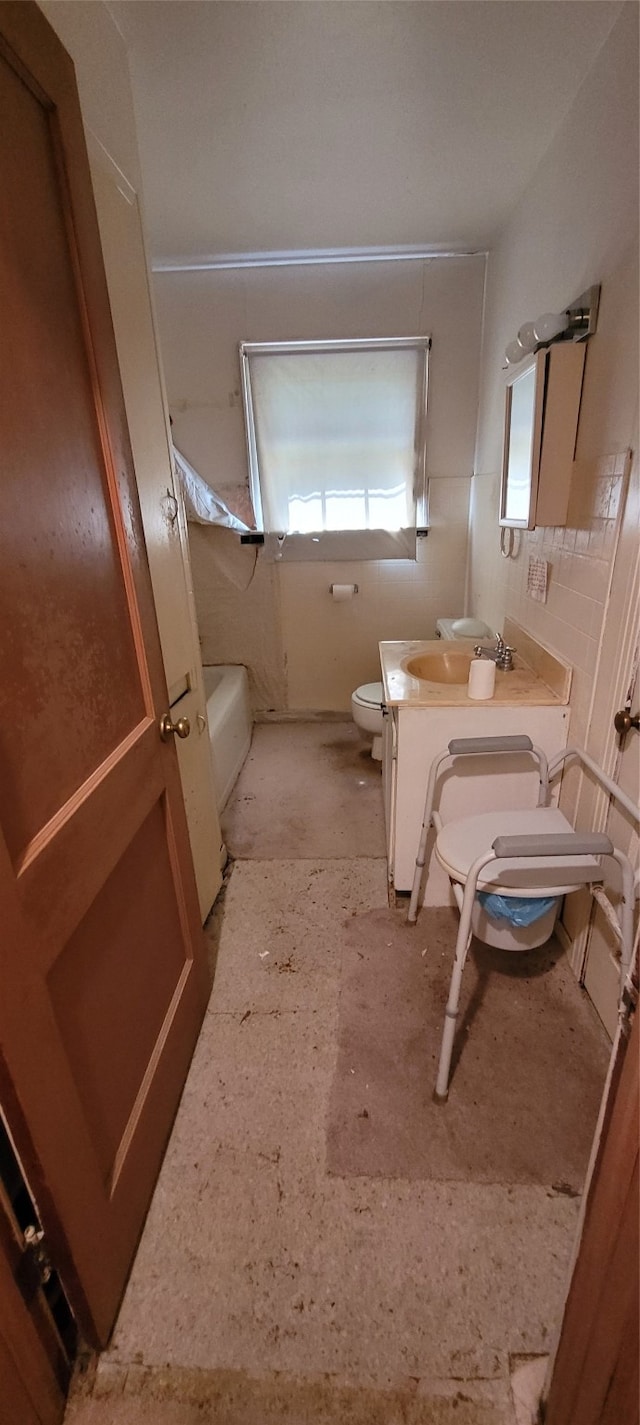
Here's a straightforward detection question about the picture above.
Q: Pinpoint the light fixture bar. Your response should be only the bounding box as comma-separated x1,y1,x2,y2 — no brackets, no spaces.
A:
505,284,600,366
153,243,488,273
564,284,600,340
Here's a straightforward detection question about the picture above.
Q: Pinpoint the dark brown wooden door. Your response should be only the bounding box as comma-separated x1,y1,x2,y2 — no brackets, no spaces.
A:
0,1,210,1348
545,1006,639,1425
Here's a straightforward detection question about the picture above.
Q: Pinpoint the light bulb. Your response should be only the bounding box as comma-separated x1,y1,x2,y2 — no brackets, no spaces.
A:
505,339,526,365
517,320,537,355
533,310,569,343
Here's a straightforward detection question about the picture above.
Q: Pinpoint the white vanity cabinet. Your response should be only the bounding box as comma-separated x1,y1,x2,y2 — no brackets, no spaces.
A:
380,636,572,908
386,703,570,905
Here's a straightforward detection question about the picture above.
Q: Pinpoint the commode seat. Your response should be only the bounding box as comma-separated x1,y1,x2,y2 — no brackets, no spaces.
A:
351,681,385,760
436,807,601,953
436,808,602,897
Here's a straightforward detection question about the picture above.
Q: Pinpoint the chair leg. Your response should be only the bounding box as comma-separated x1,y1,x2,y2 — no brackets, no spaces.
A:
434,878,477,1102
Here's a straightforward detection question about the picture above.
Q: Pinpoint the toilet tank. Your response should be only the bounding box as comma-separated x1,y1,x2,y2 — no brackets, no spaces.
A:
436,617,494,641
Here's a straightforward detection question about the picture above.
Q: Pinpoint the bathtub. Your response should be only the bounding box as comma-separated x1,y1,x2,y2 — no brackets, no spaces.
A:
203,665,252,811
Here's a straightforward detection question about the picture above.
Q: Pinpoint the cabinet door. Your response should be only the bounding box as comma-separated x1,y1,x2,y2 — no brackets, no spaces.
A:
500,344,586,530
534,343,586,527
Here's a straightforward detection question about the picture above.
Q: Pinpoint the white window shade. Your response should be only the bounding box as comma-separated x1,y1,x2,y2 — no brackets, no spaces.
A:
241,338,429,561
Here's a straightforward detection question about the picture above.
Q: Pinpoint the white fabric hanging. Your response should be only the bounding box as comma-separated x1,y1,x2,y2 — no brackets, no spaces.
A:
173,446,252,532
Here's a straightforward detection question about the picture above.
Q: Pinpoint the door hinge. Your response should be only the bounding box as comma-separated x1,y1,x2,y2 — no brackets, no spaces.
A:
20,1223,53,1294
14,1219,77,1360
620,977,638,1029
1,1112,77,1357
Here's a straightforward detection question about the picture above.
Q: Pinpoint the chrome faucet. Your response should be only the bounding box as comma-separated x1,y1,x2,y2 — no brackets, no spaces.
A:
473,634,516,671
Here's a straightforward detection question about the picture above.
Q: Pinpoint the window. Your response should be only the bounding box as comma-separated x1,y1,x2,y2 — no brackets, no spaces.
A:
240,337,430,560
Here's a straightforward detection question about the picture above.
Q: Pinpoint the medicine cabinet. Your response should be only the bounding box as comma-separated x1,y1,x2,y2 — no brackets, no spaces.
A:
500,341,586,529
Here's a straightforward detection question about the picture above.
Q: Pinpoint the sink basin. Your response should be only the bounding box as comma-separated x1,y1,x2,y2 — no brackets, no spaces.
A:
403,651,472,684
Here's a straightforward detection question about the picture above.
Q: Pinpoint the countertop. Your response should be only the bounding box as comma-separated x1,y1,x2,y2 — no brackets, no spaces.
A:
379,636,571,708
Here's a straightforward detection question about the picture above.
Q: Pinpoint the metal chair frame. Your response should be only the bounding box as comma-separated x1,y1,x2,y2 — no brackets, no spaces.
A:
407,737,638,1101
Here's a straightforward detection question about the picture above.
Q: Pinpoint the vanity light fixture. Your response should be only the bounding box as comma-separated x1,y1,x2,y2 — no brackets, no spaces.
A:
504,284,600,366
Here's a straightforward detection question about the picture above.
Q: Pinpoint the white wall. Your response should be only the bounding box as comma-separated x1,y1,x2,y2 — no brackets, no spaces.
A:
470,2,639,756
155,256,484,711
39,0,140,188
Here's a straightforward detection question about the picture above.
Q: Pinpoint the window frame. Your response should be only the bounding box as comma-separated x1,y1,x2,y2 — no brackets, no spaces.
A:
239,336,431,557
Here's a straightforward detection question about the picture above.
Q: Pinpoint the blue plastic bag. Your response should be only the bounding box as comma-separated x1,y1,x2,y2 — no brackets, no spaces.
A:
477,892,559,927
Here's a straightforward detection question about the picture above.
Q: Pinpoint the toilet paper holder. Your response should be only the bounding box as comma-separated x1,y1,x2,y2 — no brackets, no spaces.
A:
330,583,359,598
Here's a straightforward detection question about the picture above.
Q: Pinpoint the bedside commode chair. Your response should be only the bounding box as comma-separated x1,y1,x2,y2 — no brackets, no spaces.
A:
408,736,638,1101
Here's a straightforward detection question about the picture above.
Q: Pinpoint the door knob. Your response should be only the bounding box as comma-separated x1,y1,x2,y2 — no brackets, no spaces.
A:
159,712,191,741
613,708,639,736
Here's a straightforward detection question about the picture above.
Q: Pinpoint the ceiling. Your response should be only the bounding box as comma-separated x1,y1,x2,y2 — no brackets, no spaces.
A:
110,0,621,263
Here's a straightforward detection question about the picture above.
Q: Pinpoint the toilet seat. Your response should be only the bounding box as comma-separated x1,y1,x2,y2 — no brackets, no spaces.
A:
353,681,384,708
436,808,602,897
351,682,385,760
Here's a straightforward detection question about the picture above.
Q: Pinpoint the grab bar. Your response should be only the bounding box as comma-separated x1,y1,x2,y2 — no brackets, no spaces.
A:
492,832,614,859
548,745,640,824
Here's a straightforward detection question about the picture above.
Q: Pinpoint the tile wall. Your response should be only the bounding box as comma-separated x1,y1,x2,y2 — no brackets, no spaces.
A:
279,476,471,710
156,254,484,713
189,476,471,713
474,452,630,749
189,523,286,710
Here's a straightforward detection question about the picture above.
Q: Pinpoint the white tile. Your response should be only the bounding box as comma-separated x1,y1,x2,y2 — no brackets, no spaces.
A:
587,520,607,557
554,623,591,671
559,589,596,635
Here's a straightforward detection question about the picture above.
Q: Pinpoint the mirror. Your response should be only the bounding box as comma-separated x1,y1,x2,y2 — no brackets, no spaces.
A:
500,350,546,529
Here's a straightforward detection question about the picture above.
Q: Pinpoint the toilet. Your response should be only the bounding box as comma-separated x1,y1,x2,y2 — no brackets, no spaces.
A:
351,682,385,760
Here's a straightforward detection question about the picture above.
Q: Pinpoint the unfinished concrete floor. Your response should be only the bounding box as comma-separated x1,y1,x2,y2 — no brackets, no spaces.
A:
65,722,610,1425
221,721,386,860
